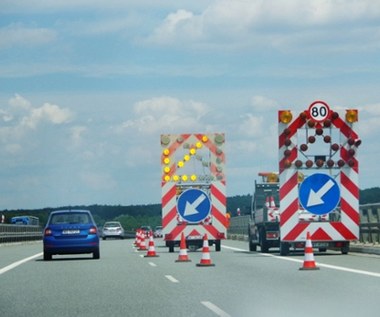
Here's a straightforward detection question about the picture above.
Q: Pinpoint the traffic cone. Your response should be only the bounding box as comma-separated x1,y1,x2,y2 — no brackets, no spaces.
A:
145,232,159,257
196,234,215,267
270,196,276,208
175,232,191,262
299,232,319,270
134,229,140,247
138,233,147,251
135,229,142,248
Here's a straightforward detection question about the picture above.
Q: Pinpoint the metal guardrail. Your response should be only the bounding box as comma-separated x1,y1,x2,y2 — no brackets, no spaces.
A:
0,224,43,244
228,203,380,244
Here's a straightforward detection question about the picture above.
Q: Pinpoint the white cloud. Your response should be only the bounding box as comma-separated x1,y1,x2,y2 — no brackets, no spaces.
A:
0,23,56,50
146,0,380,52
80,171,117,191
21,103,73,129
118,96,211,135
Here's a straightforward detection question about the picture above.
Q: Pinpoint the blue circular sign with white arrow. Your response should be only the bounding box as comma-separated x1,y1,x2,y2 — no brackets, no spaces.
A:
177,188,211,223
299,173,340,215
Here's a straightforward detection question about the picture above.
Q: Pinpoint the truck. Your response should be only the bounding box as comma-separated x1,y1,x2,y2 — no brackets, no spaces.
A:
248,172,337,255
161,133,227,252
249,101,360,256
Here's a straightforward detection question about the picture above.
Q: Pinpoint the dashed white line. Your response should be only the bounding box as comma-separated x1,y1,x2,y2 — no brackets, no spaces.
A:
0,252,43,275
165,275,179,283
201,301,231,317
221,245,380,278
148,262,157,267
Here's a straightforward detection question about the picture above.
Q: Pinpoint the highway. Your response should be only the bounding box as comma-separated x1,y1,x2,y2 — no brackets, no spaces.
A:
1,239,380,317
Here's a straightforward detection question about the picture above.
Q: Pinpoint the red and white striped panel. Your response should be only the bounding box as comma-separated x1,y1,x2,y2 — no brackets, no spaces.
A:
161,133,227,241
278,108,359,242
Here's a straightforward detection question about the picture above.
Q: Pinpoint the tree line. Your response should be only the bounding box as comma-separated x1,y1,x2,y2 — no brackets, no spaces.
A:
1,187,379,230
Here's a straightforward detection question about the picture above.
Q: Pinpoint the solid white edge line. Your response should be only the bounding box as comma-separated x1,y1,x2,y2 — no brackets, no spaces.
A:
201,301,231,317
165,275,179,283
221,245,380,278
0,252,43,275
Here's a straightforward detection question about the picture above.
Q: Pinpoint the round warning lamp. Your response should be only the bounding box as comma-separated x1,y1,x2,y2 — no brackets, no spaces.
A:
345,109,358,123
279,110,293,124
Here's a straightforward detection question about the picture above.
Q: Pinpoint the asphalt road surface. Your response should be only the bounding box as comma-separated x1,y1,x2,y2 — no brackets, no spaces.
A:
1,239,380,317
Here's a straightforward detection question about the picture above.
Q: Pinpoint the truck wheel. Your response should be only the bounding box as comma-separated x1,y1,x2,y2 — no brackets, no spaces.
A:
249,242,257,252
259,229,269,253
341,242,349,255
215,240,221,252
280,242,290,256
168,241,174,253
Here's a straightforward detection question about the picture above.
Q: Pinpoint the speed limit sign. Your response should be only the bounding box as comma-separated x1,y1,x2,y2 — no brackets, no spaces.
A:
308,101,330,122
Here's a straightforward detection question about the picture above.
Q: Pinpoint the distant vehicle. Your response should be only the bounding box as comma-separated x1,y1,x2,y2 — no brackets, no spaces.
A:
11,216,39,226
140,225,152,238
43,209,100,261
154,226,163,238
102,221,125,240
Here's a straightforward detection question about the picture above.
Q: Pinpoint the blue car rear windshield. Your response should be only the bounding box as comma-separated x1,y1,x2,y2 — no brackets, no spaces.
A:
50,213,91,225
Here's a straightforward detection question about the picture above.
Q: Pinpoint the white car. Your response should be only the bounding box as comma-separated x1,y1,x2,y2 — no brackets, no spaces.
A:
102,221,125,240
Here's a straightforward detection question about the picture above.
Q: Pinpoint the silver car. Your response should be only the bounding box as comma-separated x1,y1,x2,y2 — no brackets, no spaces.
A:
102,221,125,240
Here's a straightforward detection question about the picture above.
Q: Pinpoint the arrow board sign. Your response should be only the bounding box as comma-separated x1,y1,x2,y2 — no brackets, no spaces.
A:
177,188,211,223
299,173,340,215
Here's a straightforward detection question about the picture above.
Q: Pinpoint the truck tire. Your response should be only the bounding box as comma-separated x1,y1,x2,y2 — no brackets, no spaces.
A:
215,240,221,252
259,228,269,253
249,241,257,252
341,242,349,255
280,242,290,256
168,241,175,253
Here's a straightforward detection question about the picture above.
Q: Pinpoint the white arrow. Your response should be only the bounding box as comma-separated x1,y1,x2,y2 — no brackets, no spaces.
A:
184,194,207,216
307,179,335,207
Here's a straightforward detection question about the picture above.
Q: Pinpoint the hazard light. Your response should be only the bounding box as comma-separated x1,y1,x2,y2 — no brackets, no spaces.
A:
345,109,358,123
279,110,293,124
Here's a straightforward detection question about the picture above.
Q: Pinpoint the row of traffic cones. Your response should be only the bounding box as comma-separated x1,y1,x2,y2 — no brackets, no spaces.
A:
176,232,215,266
134,229,215,266
134,228,318,270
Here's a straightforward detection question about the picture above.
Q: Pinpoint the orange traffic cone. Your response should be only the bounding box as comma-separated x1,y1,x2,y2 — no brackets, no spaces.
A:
299,232,319,270
138,233,147,251
175,232,191,262
196,234,215,267
135,229,142,248
270,196,276,208
134,229,140,247
145,232,159,257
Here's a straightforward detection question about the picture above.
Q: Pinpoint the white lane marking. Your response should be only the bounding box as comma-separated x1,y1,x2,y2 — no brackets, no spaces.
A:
201,301,231,317
0,252,43,276
165,275,179,283
221,245,380,278
149,262,157,267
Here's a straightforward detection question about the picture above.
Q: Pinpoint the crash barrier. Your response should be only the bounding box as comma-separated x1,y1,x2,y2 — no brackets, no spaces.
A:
360,203,380,244
228,203,380,244
0,224,43,244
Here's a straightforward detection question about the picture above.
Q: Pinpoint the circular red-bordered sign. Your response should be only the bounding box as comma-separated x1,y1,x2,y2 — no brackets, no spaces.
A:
308,101,330,122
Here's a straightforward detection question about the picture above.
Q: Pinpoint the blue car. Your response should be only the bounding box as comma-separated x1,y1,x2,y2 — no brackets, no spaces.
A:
43,210,100,260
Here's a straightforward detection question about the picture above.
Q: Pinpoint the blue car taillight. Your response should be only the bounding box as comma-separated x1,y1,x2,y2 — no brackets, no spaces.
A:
44,228,52,236
89,227,97,234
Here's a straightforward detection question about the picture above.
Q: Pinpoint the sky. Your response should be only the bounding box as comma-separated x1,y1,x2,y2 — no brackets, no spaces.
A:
0,0,379,210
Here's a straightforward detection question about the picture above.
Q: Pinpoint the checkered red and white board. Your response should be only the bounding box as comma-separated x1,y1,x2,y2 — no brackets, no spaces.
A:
278,107,359,242
161,133,227,241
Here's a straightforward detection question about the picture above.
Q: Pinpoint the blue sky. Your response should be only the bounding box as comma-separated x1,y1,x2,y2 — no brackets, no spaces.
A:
0,0,379,210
